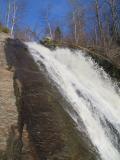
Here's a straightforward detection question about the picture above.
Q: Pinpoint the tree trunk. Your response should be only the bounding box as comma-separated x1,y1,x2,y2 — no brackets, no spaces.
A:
95,0,103,42
11,1,17,36
47,21,53,39
6,0,11,28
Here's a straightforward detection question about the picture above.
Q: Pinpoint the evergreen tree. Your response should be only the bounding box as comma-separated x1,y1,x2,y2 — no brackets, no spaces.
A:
54,26,62,42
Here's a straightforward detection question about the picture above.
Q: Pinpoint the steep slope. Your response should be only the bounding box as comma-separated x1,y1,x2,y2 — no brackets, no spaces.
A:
0,34,17,153
27,42,120,160
2,37,120,160
4,38,99,160
0,34,35,160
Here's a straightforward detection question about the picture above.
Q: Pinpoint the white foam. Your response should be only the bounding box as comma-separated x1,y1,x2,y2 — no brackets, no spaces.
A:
26,42,120,160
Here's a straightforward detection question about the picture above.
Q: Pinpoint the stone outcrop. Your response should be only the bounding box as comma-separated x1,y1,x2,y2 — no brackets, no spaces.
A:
0,33,10,68
4,38,99,160
0,33,17,154
1,34,120,160
0,34,34,160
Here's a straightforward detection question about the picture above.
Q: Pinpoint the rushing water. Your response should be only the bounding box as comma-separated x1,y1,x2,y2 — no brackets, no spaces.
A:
27,42,120,160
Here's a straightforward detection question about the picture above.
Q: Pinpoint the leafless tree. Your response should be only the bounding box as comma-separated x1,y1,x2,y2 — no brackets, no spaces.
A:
95,0,103,40
4,0,27,36
68,0,86,46
38,4,54,39
105,0,120,40
10,0,18,36
14,27,38,41
6,0,11,28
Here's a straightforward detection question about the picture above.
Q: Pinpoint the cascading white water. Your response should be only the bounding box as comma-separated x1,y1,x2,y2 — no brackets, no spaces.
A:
26,42,120,160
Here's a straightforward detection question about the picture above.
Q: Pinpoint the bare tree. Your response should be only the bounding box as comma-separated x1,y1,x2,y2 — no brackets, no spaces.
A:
46,19,53,39
68,0,86,46
45,5,53,39
72,10,77,43
6,0,11,28
38,4,54,39
94,0,103,42
14,27,38,41
10,0,18,36
5,0,27,36
105,0,120,40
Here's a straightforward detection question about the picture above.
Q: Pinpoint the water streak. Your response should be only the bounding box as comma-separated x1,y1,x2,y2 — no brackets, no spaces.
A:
27,42,120,160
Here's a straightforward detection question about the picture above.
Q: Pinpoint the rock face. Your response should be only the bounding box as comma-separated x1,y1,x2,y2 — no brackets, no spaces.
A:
0,33,10,68
0,34,35,160
0,33,17,154
4,38,99,160
88,52,120,81
1,36,119,160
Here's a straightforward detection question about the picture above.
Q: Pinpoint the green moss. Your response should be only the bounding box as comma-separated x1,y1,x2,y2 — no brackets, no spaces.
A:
2,27,9,34
40,37,59,49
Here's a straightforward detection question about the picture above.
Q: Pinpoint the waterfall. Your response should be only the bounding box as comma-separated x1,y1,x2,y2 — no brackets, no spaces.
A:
26,42,120,160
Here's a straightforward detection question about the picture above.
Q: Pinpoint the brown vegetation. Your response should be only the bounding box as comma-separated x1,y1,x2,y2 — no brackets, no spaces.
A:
0,24,10,34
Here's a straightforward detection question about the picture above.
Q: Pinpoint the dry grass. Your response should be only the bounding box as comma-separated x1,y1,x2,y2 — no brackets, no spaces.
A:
0,68,17,151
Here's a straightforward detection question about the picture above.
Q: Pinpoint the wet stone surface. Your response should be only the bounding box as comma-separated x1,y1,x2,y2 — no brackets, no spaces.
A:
4,38,99,160
0,34,17,151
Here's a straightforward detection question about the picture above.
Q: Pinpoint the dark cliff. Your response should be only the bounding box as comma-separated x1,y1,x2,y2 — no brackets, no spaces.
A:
1,37,119,159
4,39,99,160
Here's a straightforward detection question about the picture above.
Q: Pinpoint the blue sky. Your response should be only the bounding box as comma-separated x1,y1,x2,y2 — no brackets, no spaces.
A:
0,0,93,37
25,0,92,26
23,0,73,35
0,0,72,34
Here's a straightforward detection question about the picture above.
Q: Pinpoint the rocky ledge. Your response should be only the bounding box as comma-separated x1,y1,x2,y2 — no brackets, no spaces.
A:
1,36,120,160
0,34,36,160
0,34,17,157
3,38,100,160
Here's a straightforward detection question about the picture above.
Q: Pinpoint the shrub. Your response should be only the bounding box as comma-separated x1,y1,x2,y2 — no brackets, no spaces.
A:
0,23,10,34
0,23,3,32
2,27,10,34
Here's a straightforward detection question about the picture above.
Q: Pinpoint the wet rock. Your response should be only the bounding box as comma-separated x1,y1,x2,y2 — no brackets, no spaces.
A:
4,39,99,160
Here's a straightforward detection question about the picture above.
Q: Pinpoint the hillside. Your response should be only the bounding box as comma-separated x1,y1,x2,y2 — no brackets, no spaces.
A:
0,34,36,159
0,33,120,159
